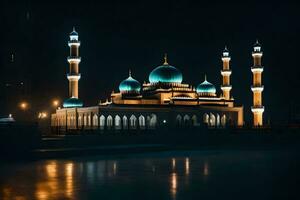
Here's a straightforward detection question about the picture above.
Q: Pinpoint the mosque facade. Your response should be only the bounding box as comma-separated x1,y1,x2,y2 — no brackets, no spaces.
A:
51,29,265,131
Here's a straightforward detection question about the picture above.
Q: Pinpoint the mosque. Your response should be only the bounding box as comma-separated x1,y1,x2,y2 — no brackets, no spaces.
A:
51,29,265,131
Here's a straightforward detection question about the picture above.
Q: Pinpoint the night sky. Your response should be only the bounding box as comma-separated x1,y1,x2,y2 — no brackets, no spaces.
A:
1,1,300,124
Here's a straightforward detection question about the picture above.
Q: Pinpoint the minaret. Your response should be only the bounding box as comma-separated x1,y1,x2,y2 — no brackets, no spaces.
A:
251,40,264,126
221,46,232,100
67,27,81,98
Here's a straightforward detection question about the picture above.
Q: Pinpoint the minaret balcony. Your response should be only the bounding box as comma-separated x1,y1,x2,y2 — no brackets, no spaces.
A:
67,56,81,63
221,70,232,76
251,66,264,73
68,40,81,46
252,52,263,57
251,106,264,113
221,56,231,61
67,74,81,80
221,85,232,90
251,85,264,92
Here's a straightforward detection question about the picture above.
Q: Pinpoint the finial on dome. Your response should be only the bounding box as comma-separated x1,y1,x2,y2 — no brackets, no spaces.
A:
129,69,132,77
73,26,76,32
204,74,207,81
224,46,228,51
163,53,168,65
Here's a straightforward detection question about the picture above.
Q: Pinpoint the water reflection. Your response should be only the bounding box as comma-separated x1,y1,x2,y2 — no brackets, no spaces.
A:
113,161,117,176
185,157,190,175
1,151,291,200
172,158,176,170
35,161,59,200
65,163,74,198
170,172,177,200
204,161,209,176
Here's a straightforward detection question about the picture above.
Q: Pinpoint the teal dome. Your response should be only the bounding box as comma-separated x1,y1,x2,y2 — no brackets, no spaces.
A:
119,72,141,94
63,98,83,108
149,56,182,83
196,78,216,95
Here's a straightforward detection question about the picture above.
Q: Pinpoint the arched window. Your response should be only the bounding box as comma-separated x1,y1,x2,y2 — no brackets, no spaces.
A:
84,115,87,127
203,113,209,125
216,114,220,127
130,115,137,129
115,115,121,130
176,115,182,126
210,113,216,127
87,115,91,126
149,114,157,129
139,115,146,129
78,115,82,127
183,115,190,126
93,114,98,127
123,116,128,129
146,116,151,128
107,115,113,129
100,115,105,129
192,115,198,126
221,114,226,127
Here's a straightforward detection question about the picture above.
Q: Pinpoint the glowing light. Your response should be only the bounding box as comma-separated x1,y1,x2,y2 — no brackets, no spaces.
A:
163,120,167,124
53,100,60,107
19,102,28,110
38,112,48,119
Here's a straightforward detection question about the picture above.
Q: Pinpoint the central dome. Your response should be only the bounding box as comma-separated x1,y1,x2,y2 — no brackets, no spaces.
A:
149,55,183,84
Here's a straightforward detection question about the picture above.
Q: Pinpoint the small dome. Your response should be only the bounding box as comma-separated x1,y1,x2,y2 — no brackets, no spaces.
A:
196,76,216,96
119,71,141,94
70,27,78,36
63,97,83,108
149,55,183,84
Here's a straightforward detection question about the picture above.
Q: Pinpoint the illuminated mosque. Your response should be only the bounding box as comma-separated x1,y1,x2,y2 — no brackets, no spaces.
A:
51,29,265,130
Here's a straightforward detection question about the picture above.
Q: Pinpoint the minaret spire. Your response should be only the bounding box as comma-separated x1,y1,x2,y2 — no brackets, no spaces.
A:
221,46,232,100
129,69,132,77
251,40,264,126
67,27,81,99
163,53,168,65
204,74,207,81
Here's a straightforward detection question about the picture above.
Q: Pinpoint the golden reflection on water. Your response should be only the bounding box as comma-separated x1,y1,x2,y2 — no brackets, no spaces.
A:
113,162,117,176
172,158,176,170
2,187,12,200
204,162,209,176
185,158,190,175
170,172,177,200
65,162,74,198
35,161,58,200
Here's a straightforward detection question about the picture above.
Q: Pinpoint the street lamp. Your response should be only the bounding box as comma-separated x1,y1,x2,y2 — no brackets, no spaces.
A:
38,112,48,119
19,102,28,111
52,100,60,108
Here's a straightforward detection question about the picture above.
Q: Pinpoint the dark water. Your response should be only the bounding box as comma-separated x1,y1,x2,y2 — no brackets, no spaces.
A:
0,150,300,200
